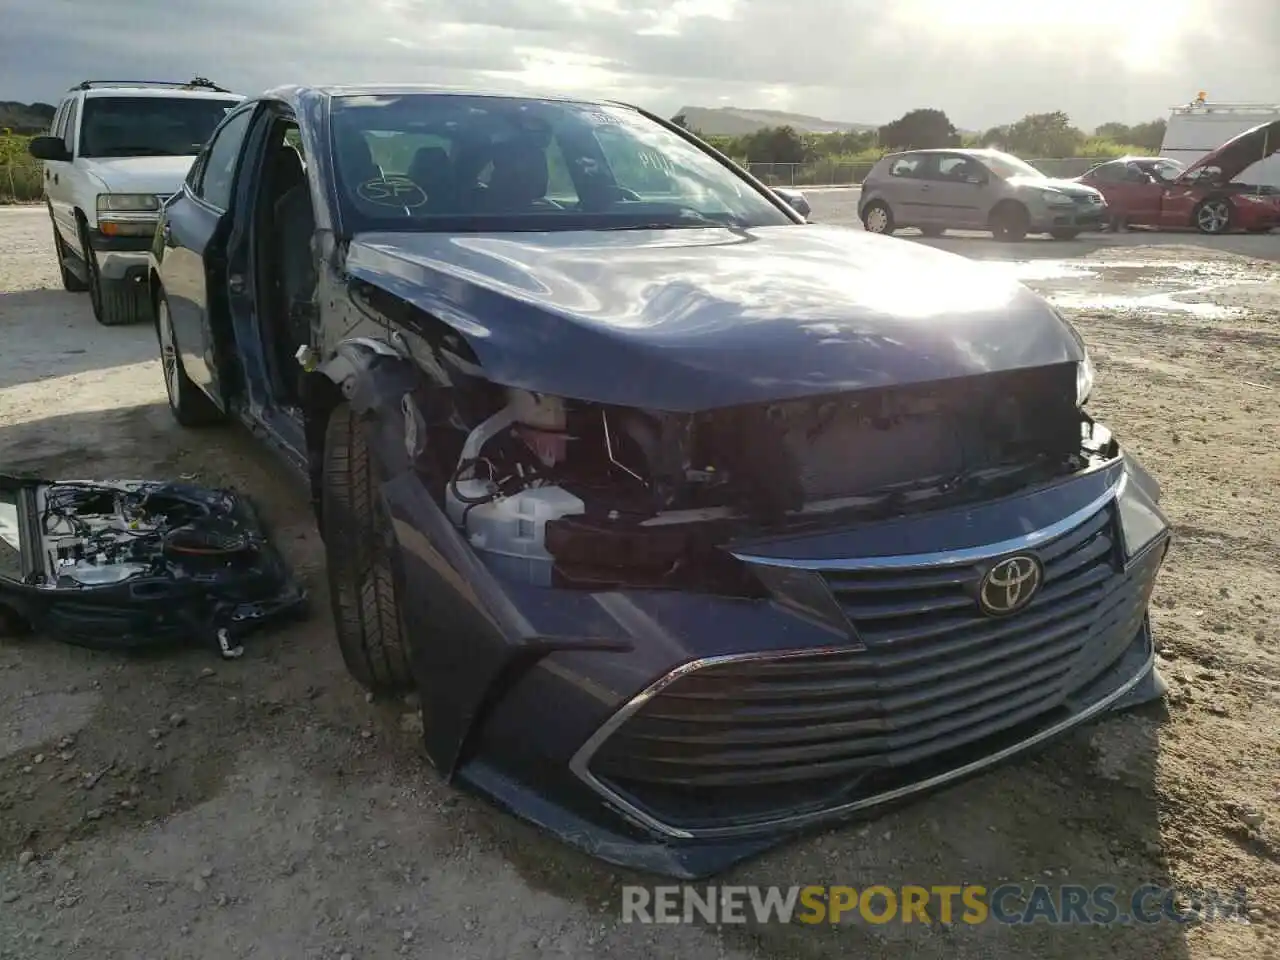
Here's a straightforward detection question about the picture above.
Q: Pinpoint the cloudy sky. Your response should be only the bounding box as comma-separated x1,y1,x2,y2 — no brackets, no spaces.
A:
3,0,1276,129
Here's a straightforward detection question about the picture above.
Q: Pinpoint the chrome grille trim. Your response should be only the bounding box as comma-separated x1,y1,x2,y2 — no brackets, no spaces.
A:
731,475,1125,571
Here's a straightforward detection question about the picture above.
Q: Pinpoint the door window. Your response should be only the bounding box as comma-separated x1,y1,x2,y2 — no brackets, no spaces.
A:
51,100,69,140
196,109,254,210
62,99,79,154
1090,163,1123,183
934,155,983,182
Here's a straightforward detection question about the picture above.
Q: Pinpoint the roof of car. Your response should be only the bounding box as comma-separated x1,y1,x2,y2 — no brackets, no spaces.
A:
259,83,621,111
80,88,245,101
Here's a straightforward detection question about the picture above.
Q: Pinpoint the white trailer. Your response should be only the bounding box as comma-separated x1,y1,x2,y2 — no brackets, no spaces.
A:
1160,99,1280,190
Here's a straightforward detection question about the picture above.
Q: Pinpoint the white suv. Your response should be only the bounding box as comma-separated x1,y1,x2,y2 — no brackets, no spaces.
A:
27,79,244,325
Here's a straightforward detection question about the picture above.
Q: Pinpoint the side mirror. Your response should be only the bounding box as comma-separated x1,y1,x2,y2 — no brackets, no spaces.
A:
775,188,811,218
28,136,71,162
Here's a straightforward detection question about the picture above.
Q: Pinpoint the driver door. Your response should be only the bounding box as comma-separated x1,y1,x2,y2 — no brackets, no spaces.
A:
1119,163,1165,225
156,106,255,408
926,154,988,228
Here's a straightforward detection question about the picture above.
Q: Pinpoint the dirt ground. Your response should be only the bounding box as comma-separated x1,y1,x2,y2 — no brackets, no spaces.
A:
1,200,1278,960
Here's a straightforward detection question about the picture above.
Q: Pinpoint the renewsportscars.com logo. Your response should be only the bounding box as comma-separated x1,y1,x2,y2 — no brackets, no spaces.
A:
621,884,1252,926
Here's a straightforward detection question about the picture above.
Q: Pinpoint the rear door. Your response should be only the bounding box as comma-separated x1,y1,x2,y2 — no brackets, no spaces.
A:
157,105,256,409
45,98,78,249
880,153,930,224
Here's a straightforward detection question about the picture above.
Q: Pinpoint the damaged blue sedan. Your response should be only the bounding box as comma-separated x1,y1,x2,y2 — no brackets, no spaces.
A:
147,85,1171,877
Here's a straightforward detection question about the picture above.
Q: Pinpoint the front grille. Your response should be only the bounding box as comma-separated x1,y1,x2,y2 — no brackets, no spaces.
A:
587,504,1163,831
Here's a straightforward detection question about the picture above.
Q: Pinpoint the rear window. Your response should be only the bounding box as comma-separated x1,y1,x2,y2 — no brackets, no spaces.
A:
78,96,242,159
888,156,922,177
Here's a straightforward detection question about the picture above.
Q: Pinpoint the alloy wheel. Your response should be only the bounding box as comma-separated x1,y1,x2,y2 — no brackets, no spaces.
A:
865,206,889,233
1197,200,1231,234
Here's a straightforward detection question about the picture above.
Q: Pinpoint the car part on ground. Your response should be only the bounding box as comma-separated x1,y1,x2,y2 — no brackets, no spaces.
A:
149,84,1171,876
0,475,307,659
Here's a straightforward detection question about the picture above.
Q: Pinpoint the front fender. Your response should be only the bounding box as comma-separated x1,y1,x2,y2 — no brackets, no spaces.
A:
310,336,625,774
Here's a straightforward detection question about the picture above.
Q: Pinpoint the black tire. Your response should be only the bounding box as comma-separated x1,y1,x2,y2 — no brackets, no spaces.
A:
51,214,88,292
1193,198,1232,235
919,226,945,238
991,202,1030,242
80,219,148,326
861,200,895,235
321,402,415,694
155,287,225,427
1050,228,1081,241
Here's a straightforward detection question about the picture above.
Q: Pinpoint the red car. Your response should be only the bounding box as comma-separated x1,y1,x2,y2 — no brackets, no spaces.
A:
1076,119,1279,235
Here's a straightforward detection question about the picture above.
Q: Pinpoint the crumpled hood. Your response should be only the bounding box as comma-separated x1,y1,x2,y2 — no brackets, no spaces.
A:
78,155,197,196
345,223,1085,412
1181,118,1280,182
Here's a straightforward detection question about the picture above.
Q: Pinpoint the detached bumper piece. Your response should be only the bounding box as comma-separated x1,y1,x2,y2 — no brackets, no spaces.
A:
582,496,1165,840
0,475,307,659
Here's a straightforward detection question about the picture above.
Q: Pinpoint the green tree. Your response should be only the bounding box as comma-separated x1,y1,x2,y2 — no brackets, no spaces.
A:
740,125,811,164
877,109,960,150
670,113,690,130
1095,119,1166,152
998,111,1083,157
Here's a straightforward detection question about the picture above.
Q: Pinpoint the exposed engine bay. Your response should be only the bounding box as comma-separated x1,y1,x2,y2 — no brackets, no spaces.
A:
0,476,307,657
410,338,1119,592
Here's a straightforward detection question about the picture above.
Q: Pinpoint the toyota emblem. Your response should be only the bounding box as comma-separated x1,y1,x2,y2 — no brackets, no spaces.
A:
978,555,1043,616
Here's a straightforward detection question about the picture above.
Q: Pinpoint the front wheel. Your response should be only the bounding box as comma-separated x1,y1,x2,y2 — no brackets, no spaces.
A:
155,288,225,427
1194,198,1232,235
861,201,895,235
81,221,149,325
321,402,415,695
991,203,1029,242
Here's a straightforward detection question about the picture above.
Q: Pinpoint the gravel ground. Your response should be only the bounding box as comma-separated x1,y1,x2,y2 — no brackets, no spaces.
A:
1,201,1278,960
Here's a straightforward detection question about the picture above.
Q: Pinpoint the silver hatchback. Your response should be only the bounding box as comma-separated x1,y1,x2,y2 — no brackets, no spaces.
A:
858,149,1108,241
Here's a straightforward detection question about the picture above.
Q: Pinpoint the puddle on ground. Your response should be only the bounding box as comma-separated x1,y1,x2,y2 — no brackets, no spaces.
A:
973,257,1265,319
976,261,1098,282
1048,290,1246,319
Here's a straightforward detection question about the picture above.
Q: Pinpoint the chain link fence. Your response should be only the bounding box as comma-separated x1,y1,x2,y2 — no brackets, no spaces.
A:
746,156,1108,187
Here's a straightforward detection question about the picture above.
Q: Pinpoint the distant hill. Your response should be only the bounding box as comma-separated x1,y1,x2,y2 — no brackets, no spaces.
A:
0,101,56,134
675,106,876,136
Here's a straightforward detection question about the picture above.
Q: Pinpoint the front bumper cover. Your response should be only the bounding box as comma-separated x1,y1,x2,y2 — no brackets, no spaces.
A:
88,226,154,281
387,450,1169,878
